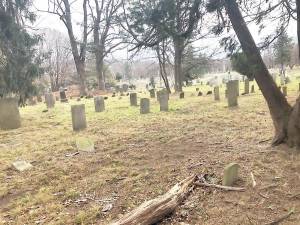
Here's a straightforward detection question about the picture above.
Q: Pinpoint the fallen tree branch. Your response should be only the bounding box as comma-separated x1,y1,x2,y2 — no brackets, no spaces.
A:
195,182,245,192
110,175,197,225
265,208,295,225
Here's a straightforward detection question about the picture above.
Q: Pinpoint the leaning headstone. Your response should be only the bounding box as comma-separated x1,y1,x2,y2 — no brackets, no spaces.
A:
12,160,33,172
179,92,185,99
60,89,68,103
222,163,240,186
282,86,287,96
76,137,95,152
159,93,169,112
45,93,55,108
140,98,150,114
251,85,255,93
130,93,138,106
149,89,155,98
214,86,220,101
94,96,105,112
244,79,250,94
0,98,21,130
227,81,238,107
71,104,87,131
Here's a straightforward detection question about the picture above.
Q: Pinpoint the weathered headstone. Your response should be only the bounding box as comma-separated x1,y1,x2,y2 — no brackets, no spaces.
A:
140,98,150,114
45,93,55,108
130,93,138,106
227,81,238,107
149,89,155,98
233,80,240,96
222,163,240,186
94,96,105,112
0,98,21,130
198,91,203,96
12,160,33,172
179,92,185,99
159,93,169,112
214,86,220,101
251,85,255,93
157,89,169,102
60,89,68,103
282,86,287,96
244,79,249,94
71,104,87,131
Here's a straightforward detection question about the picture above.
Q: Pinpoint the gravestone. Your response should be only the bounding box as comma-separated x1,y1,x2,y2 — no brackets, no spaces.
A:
149,89,155,98
122,84,129,92
157,89,169,102
251,85,255,93
0,98,21,130
233,80,239,96
45,93,55,108
12,160,33,172
198,91,203,96
222,163,240,186
282,86,287,96
214,86,220,101
244,79,249,94
179,92,185,99
140,98,150,114
159,93,169,112
94,96,105,112
130,93,138,106
227,80,238,107
71,104,87,131
60,89,68,103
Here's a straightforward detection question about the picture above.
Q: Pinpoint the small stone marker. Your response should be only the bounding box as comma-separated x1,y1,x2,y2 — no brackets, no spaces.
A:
45,93,55,108
282,86,287,96
222,163,240,186
159,93,169,112
60,89,68,103
12,160,33,172
149,89,156,98
140,98,150,114
179,92,185,99
214,86,220,101
251,85,255,93
75,137,95,152
198,91,203,96
227,80,238,107
0,98,21,130
71,104,87,131
244,79,249,94
94,96,105,112
130,93,138,106
37,95,43,102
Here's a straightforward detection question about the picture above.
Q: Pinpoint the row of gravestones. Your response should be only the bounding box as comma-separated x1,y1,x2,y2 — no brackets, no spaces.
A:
0,81,296,130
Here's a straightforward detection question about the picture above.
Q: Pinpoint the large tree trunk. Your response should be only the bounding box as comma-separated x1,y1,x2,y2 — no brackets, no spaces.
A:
95,48,106,91
76,60,87,96
173,37,184,92
225,0,293,146
156,45,171,93
296,0,300,61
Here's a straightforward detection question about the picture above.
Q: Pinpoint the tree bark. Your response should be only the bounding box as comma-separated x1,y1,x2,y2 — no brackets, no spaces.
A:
225,0,292,145
156,45,171,93
296,0,300,61
173,37,184,92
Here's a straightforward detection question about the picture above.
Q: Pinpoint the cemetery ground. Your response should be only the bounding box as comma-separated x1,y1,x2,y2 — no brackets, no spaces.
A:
1,81,300,224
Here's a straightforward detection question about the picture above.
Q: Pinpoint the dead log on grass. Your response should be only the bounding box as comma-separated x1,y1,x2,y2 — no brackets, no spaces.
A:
110,175,197,225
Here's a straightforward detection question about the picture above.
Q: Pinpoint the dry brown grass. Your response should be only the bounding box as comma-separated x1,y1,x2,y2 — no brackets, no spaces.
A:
0,80,300,225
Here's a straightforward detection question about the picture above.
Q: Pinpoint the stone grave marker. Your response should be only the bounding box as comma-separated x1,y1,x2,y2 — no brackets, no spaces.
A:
71,104,87,131
159,93,169,112
251,85,255,93
149,89,156,98
12,160,33,172
94,96,105,112
157,89,169,102
130,93,138,106
222,163,240,186
244,79,249,94
0,98,21,130
140,98,150,114
214,86,220,101
179,92,185,99
45,93,55,108
60,88,68,103
227,80,238,107
76,137,95,152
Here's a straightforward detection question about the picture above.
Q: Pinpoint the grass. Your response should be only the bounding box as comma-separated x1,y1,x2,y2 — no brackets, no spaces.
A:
0,69,300,224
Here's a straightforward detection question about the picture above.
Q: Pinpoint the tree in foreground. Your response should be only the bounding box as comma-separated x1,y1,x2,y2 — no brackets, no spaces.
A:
208,0,300,148
0,0,43,105
230,52,254,80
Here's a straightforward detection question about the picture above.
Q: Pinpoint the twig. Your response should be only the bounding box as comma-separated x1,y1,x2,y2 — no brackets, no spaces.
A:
265,208,294,225
187,162,203,169
258,138,272,144
195,182,245,192
250,172,257,188
258,192,269,199
259,184,278,191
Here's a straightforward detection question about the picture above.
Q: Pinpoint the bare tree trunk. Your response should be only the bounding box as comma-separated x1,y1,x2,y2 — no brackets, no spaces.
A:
156,45,171,93
76,60,87,96
296,0,300,60
225,0,293,146
173,37,184,92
